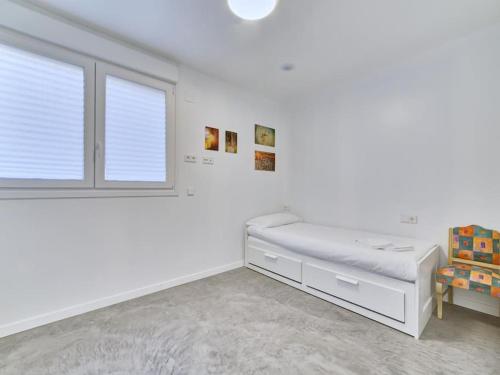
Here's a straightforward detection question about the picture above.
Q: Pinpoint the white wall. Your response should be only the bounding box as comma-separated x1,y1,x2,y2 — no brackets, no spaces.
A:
2,1,497,337
288,23,500,316
0,3,290,336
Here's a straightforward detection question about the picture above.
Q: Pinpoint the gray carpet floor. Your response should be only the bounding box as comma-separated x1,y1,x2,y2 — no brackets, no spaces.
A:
0,267,498,375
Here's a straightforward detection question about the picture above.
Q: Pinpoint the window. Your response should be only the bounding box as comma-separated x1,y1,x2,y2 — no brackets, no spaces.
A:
95,62,175,189
0,32,95,188
0,29,176,197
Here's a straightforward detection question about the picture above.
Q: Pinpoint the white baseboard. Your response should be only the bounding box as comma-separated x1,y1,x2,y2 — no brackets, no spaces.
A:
445,289,499,317
452,298,499,317
0,260,243,339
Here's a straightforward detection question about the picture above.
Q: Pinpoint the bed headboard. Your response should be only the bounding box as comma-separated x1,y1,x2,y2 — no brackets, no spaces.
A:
449,225,500,270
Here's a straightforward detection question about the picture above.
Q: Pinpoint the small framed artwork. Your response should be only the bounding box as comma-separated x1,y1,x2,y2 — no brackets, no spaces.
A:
225,131,238,153
205,126,219,151
255,151,275,172
255,124,275,147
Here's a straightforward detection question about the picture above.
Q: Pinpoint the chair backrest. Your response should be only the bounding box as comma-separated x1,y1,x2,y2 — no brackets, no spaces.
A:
449,225,500,270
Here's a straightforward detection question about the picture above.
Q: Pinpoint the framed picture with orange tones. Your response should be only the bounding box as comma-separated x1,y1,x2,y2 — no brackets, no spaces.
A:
205,126,219,151
255,151,275,171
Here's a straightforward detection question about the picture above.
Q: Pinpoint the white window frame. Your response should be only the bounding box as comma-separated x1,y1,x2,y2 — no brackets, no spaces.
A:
0,28,95,189
95,62,176,190
0,28,177,199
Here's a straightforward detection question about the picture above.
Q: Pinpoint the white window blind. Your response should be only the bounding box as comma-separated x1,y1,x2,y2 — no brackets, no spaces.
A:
104,75,167,183
0,29,176,198
0,42,85,182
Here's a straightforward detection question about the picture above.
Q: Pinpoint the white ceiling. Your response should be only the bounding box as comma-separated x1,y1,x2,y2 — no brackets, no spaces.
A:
23,0,500,98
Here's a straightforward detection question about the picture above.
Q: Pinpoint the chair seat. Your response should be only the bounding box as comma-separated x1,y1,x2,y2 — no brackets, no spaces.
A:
436,264,499,298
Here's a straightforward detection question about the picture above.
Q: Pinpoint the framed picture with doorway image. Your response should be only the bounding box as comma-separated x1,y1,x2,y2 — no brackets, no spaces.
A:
225,131,237,153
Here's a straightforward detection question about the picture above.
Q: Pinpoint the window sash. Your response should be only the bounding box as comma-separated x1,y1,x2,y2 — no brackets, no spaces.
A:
0,28,95,189
94,61,175,190
0,28,176,195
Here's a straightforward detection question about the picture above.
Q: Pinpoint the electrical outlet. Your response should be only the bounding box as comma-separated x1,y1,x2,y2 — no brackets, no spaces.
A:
184,155,197,163
202,157,214,165
400,215,418,224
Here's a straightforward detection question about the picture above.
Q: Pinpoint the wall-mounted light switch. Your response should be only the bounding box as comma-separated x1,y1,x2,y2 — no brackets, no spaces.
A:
400,215,418,224
184,155,197,163
202,157,214,165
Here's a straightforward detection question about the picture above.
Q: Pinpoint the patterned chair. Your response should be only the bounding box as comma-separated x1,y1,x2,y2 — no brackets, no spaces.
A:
435,225,500,319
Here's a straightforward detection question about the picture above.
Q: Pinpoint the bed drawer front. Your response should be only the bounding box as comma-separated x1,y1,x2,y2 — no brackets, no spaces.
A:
247,247,302,282
303,263,405,322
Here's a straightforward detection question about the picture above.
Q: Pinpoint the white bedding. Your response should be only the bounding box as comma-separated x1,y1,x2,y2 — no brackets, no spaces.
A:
247,223,436,282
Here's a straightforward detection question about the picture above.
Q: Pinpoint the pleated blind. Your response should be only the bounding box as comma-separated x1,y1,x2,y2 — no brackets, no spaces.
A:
104,75,167,182
0,42,85,181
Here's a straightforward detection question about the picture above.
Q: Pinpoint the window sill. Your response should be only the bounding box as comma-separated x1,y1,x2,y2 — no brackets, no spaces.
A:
0,189,178,200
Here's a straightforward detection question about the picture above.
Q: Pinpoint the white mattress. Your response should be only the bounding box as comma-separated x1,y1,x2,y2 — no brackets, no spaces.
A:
247,223,436,282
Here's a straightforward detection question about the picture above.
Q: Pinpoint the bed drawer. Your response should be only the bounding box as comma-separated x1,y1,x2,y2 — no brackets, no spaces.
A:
247,247,302,282
303,263,405,322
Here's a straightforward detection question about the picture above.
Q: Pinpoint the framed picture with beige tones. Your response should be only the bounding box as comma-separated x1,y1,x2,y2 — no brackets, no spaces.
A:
254,124,275,147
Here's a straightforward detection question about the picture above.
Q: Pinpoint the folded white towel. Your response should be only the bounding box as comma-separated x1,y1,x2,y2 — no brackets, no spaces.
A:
389,244,414,252
356,238,393,249
356,238,414,252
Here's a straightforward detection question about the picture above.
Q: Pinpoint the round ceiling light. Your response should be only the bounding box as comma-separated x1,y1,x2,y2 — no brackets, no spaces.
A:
227,0,278,21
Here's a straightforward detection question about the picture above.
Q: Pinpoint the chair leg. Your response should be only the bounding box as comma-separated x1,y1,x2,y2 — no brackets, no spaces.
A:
436,282,444,319
448,286,453,305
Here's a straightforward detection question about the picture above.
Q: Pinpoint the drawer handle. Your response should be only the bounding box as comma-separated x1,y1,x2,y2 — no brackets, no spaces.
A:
336,275,359,286
264,253,278,261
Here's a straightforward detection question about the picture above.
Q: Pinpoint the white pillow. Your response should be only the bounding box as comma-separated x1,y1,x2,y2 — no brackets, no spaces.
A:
246,212,301,228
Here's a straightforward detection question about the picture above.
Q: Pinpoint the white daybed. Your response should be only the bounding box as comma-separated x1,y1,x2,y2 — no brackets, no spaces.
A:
244,214,440,338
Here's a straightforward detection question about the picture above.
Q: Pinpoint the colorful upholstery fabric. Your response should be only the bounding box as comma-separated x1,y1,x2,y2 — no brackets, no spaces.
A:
436,264,500,298
452,225,500,266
